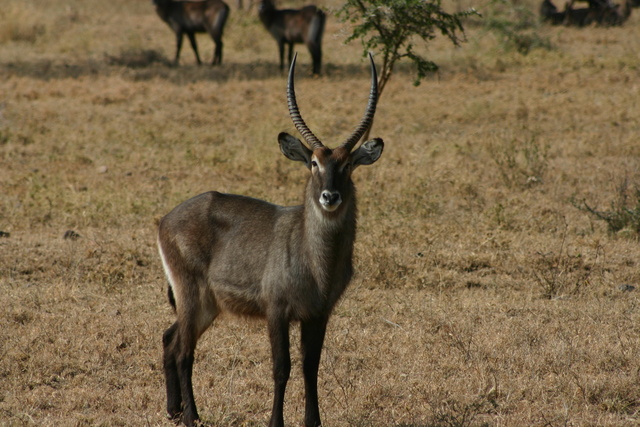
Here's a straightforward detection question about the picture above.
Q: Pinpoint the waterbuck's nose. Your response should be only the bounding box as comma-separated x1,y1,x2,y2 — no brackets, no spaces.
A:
320,190,341,211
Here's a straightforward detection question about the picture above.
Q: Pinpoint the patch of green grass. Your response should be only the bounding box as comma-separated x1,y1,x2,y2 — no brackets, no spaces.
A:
573,176,640,237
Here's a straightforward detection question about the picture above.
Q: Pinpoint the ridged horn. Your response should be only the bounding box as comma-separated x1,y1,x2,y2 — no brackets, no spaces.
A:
341,52,378,152
287,52,324,150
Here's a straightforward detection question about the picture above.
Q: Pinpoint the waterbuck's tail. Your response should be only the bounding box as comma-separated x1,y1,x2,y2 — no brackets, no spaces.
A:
167,284,177,311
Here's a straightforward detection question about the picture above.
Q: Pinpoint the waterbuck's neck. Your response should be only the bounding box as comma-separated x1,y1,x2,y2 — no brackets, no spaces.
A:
258,0,277,23
300,177,357,294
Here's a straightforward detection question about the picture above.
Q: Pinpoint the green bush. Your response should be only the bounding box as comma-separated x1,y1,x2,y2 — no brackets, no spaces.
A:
481,0,553,54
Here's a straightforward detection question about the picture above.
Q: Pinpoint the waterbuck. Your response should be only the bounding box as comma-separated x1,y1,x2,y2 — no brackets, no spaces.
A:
258,0,325,75
153,0,230,65
562,0,632,25
157,53,383,427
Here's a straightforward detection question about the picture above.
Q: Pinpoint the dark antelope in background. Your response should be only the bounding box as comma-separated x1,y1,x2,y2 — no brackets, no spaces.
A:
540,0,633,26
157,53,384,427
153,0,230,65
258,0,325,75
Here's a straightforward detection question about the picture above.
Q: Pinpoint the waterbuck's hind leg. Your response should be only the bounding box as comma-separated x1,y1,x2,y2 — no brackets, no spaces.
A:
163,319,201,426
209,5,228,66
163,322,182,421
301,317,328,427
176,340,199,426
211,35,223,65
211,41,219,65
307,42,322,76
268,316,291,427
163,316,202,426
161,286,210,425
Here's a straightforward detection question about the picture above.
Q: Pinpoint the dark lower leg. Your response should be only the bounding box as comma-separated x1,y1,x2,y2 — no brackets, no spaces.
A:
278,43,285,71
287,43,294,70
174,33,184,65
163,323,182,420
308,44,322,75
187,33,202,65
301,317,328,427
268,316,291,427
213,39,223,65
177,351,199,426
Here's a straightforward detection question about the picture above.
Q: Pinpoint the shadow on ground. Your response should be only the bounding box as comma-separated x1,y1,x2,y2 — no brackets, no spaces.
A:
0,48,432,84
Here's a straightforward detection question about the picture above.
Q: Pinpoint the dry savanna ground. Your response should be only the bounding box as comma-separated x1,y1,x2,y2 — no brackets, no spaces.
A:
1,0,640,425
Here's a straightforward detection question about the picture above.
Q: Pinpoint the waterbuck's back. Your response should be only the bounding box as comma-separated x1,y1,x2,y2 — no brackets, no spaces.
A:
182,0,228,32
264,6,323,43
158,0,227,33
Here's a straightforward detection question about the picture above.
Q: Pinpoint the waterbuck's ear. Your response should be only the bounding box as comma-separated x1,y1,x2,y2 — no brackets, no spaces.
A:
351,138,384,168
278,132,313,167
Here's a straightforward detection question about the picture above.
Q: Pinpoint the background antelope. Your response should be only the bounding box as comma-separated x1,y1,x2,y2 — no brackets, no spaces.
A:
258,0,325,75
157,53,383,427
540,0,632,25
153,0,230,65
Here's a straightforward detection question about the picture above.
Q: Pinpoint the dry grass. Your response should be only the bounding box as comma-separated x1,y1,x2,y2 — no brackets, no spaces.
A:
2,0,640,425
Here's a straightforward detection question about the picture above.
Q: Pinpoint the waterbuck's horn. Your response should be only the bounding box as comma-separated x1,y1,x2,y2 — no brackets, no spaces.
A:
287,53,324,150
341,52,378,152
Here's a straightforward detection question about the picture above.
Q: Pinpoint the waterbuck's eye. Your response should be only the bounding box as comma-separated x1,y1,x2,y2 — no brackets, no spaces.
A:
311,160,318,168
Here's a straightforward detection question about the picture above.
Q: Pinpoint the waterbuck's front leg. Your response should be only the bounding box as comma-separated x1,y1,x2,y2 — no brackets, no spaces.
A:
301,316,328,427
287,43,294,73
277,40,286,71
173,30,185,65
268,315,291,427
186,32,202,65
